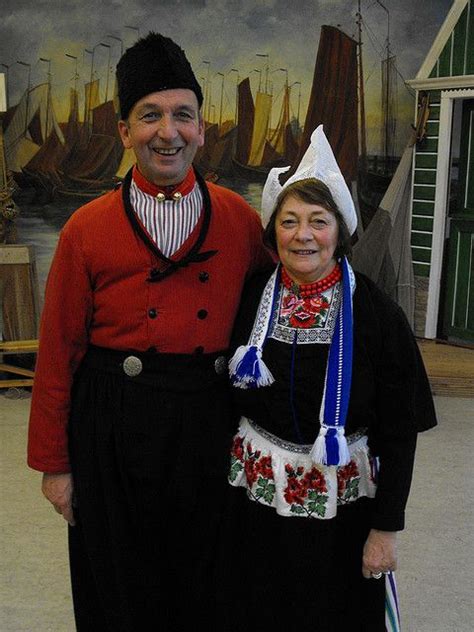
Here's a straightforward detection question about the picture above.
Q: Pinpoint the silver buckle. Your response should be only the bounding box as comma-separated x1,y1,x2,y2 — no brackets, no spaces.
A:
123,355,143,377
214,355,227,376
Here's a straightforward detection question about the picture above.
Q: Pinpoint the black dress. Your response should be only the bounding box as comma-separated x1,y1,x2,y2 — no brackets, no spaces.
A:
215,270,436,631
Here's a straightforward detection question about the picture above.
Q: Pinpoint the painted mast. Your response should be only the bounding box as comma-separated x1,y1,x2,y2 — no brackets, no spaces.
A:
357,0,367,173
376,0,397,172
0,73,18,243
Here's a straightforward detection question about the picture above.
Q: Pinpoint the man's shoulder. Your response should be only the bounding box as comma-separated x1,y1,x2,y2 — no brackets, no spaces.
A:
62,187,123,235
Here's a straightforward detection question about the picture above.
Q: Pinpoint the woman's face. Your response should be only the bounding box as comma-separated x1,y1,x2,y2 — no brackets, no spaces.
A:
275,195,339,285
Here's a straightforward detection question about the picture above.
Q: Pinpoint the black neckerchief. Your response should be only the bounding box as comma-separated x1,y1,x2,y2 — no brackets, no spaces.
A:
121,167,218,282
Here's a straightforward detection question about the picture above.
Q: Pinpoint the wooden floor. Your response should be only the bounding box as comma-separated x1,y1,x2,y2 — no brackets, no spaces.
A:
417,339,474,397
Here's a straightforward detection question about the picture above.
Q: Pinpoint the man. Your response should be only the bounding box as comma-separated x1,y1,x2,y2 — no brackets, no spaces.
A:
28,33,270,631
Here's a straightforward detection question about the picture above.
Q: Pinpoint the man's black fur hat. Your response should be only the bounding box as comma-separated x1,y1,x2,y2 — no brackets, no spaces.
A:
116,32,203,119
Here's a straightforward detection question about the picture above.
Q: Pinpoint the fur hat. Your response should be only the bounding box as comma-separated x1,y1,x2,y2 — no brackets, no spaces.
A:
116,32,203,119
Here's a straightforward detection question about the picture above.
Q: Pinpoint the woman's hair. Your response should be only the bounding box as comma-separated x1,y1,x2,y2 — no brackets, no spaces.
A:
263,178,352,259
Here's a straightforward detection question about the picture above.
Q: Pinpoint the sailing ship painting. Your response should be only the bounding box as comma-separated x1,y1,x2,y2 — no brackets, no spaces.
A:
0,0,452,300
4,73,123,202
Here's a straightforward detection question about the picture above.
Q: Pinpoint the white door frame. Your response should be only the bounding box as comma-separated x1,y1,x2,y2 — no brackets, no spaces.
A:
425,87,474,338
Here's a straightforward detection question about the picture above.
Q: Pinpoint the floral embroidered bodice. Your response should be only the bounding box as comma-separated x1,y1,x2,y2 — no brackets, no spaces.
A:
270,280,341,344
268,265,342,344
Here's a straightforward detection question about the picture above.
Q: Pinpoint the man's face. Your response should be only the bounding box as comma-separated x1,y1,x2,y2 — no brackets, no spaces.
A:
118,88,204,186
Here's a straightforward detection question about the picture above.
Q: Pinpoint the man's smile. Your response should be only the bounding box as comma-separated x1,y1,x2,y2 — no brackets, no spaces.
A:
152,147,182,155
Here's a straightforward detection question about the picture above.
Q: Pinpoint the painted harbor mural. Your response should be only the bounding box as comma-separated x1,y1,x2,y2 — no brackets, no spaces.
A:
0,0,453,311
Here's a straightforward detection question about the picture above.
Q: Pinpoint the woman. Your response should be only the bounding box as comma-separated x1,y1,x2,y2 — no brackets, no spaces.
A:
217,127,436,631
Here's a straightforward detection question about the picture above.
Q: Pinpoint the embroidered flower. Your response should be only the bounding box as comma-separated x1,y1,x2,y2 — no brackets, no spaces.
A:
305,296,330,314
303,467,327,493
337,460,360,501
283,462,329,516
281,294,304,317
242,442,263,487
278,285,335,333
289,311,316,328
256,455,274,479
284,476,307,505
285,464,304,476
244,458,258,487
229,435,245,483
231,435,244,461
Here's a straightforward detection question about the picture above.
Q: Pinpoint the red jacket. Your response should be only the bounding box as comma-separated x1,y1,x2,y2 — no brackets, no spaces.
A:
28,170,271,473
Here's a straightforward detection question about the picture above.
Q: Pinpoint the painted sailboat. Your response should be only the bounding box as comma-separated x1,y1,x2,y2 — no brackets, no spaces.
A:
5,74,125,202
0,113,19,244
232,79,297,181
54,79,124,200
4,83,65,181
234,77,254,166
285,25,359,185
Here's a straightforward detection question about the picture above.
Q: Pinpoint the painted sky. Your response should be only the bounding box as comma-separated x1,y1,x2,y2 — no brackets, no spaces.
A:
1,0,452,154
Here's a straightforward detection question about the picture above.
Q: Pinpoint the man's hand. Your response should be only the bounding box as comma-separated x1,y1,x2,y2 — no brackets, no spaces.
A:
362,528,397,578
42,472,76,526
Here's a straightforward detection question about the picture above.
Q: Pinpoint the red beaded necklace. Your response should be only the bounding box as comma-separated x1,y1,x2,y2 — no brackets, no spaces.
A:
281,263,341,298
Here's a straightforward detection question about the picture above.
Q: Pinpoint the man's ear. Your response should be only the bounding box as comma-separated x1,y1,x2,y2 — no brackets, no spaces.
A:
197,113,205,147
118,120,133,149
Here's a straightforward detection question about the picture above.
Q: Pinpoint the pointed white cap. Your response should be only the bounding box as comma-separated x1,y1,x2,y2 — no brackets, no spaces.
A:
261,125,357,235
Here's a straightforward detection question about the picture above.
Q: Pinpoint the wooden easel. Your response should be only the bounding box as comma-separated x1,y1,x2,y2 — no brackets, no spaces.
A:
0,339,38,388
0,245,40,388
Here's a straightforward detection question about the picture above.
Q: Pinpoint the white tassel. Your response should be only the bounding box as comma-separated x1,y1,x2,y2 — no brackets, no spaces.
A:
335,427,351,465
310,426,351,466
254,355,275,387
310,426,328,464
228,345,248,376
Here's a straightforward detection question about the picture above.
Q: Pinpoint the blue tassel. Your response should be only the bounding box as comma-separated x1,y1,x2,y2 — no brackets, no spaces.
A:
237,345,260,381
325,427,340,465
310,426,351,466
229,345,275,389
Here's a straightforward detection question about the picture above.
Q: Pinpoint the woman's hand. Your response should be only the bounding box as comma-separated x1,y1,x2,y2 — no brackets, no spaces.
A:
42,472,76,526
362,528,397,578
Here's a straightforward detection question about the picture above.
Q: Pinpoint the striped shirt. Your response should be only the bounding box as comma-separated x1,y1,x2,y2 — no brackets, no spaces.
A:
130,179,203,258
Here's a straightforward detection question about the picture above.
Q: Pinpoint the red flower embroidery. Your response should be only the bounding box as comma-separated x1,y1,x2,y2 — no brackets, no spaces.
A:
242,442,264,487
256,455,273,479
283,476,307,505
281,294,304,317
337,460,359,495
244,458,258,487
289,311,316,328
231,436,244,461
285,464,304,476
305,296,330,314
303,467,327,493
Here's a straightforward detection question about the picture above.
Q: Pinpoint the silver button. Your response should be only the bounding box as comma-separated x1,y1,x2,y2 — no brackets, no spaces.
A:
214,355,227,375
123,355,143,377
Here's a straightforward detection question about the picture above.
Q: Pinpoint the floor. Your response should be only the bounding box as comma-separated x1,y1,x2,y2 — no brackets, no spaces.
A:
418,340,474,397
0,393,473,632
